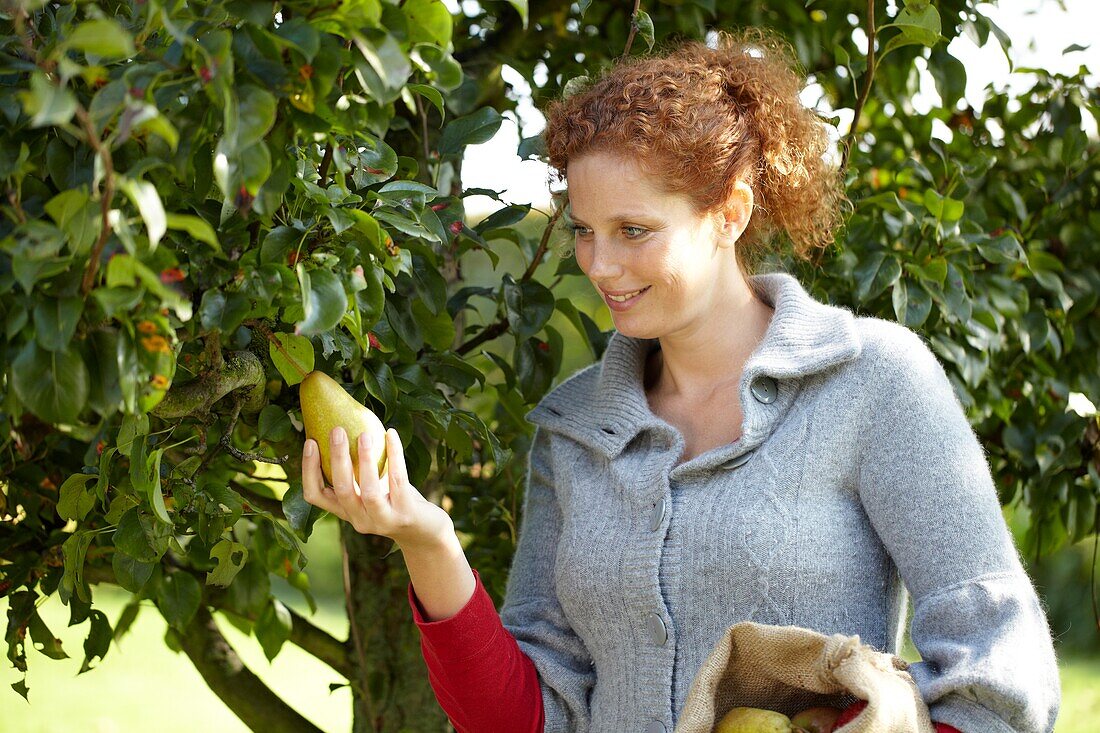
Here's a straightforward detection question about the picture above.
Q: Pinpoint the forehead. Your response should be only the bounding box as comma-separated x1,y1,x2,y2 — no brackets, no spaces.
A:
565,152,691,220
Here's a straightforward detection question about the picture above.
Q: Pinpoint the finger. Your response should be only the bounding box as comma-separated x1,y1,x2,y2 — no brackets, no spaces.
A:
301,439,341,515
329,427,364,516
385,429,413,507
357,431,390,507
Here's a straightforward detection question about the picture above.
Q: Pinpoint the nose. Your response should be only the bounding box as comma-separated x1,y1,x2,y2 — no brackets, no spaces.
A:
582,235,623,281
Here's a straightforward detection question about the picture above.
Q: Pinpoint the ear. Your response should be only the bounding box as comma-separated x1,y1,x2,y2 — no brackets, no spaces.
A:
715,180,754,246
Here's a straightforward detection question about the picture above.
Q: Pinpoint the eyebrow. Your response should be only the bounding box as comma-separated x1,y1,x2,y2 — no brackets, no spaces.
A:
567,211,655,224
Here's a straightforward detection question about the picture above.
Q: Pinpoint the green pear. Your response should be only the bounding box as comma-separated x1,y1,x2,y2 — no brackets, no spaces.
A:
715,706,800,733
299,371,388,484
790,706,841,733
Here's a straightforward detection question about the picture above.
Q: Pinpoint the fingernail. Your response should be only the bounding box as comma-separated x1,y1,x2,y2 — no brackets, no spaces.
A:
304,440,315,457
332,427,345,446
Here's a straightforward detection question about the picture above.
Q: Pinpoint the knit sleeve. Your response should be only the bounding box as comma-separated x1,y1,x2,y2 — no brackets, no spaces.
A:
856,325,1061,733
499,426,596,732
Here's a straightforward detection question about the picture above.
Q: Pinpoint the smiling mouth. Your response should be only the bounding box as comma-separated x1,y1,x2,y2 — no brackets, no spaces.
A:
604,287,650,302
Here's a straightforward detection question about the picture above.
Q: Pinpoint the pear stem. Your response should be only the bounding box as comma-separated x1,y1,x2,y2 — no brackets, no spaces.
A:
252,321,310,379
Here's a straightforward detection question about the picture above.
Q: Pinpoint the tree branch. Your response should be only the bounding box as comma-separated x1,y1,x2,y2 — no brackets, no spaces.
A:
179,604,326,733
75,104,116,296
151,350,266,420
841,0,877,174
87,561,355,681
621,0,644,59
455,206,563,356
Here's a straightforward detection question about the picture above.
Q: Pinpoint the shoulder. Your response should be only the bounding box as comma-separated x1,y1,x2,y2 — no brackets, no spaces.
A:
852,315,965,415
854,315,943,381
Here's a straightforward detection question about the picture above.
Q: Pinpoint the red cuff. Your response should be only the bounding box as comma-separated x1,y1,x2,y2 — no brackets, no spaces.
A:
407,569,506,664
933,724,962,733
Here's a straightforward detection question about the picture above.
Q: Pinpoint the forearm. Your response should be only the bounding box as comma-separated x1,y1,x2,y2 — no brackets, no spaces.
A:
401,529,476,622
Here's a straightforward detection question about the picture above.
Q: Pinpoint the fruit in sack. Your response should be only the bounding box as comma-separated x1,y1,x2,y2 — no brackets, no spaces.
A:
790,706,842,733
715,706,799,733
830,701,868,731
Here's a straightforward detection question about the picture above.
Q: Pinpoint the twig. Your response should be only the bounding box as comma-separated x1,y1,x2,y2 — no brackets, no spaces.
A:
454,207,563,355
841,0,877,173
620,0,644,59
76,104,116,295
219,394,288,465
317,143,334,188
415,94,432,169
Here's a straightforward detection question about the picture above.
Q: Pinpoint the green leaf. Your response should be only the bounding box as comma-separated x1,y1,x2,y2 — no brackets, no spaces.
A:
296,266,348,336
409,43,462,91
28,608,69,660
259,225,304,265
282,483,322,540
255,599,292,661
146,449,171,525
79,610,112,674
269,332,315,385
274,17,320,61
59,530,93,605
439,107,503,155
119,177,167,249
881,5,942,57
20,72,77,127
112,601,141,643
111,549,155,593
45,188,99,256
354,32,412,92
113,507,167,563
33,297,84,352
505,0,529,29
165,214,220,251
233,85,278,150
854,252,902,302
57,473,97,521
633,10,655,52
403,0,453,46
66,19,135,59
502,275,554,340
411,297,456,351
157,573,201,630
258,404,293,441
12,341,89,424
922,190,964,222
206,539,249,587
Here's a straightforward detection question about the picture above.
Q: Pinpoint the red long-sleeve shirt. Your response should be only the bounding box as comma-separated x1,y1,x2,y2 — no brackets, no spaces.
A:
407,569,961,733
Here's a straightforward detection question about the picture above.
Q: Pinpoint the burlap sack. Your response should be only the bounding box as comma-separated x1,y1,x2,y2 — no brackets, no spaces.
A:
674,622,935,733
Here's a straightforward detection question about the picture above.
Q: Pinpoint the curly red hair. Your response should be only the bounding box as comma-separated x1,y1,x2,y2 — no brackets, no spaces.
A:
541,28,845,272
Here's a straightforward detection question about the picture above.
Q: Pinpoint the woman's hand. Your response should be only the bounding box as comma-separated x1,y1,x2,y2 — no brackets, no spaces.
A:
302,426,455,551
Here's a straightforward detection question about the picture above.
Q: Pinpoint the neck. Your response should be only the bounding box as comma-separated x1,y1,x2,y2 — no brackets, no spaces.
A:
649,276,774,402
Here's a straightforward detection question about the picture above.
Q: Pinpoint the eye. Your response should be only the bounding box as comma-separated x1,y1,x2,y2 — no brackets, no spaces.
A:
569,224,591,237
623,226,647,239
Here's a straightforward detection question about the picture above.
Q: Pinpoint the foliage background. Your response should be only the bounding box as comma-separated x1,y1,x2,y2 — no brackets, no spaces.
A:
1,0,1098,730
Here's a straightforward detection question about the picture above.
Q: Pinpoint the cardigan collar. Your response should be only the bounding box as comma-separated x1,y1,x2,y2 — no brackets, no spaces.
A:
527,272,863,468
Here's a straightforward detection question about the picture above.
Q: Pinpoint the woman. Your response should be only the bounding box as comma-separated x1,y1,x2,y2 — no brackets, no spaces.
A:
301,30,1060,733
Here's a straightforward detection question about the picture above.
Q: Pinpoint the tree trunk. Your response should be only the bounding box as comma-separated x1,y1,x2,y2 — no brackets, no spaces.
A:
344,526,452,733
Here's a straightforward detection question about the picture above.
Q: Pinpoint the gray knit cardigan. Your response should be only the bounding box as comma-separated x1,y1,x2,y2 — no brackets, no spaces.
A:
499,272,1060,733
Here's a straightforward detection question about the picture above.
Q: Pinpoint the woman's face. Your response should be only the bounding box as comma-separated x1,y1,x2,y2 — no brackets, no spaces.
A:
567,151,742,340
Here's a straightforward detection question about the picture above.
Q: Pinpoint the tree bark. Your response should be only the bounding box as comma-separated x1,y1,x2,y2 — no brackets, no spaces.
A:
179,604,327,733
343,527,450,733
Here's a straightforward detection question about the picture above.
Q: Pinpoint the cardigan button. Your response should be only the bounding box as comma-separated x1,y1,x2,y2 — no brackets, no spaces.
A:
719,451,754,470
647,612,668,646
648,498,667,531
751,376,778,404
646,721,667,733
